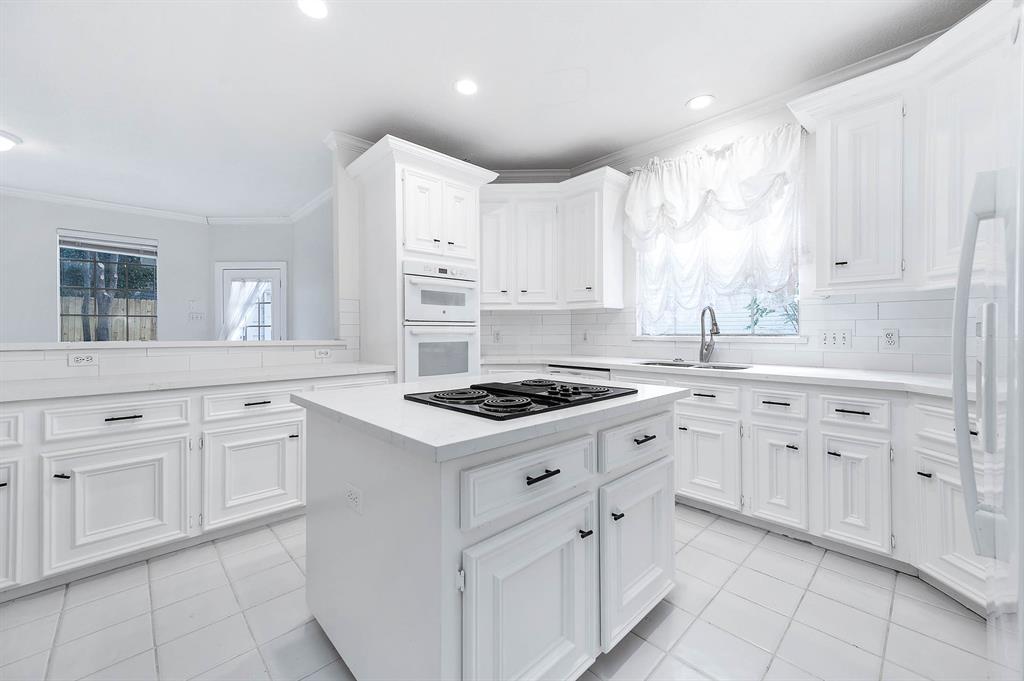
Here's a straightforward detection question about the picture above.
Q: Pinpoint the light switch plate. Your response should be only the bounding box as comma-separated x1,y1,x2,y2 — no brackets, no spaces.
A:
819,328,853,350
68,352,98,367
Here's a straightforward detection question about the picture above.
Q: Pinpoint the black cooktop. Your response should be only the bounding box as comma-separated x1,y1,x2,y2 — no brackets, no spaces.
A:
403,379,638,420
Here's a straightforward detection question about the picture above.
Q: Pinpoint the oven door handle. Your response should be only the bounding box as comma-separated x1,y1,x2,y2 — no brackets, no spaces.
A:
405,275,478,290
406,327,478,336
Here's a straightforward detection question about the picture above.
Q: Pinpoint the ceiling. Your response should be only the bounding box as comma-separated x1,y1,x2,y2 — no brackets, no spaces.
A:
0,0,985,218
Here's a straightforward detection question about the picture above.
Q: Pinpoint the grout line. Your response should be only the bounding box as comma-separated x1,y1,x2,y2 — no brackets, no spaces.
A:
39,585,67,681
220,525,276,681
760,553,825,681
877,586,897,681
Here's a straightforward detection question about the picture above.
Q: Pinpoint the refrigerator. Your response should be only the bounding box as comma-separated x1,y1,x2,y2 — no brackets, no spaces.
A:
951,1,1024,676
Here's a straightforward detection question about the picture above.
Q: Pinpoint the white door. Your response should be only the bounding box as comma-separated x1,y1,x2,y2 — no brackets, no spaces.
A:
562,191,599,304
202,419,304,531
514,201,559,305
821,432,891,553
819,96,904,288
0,460,18,589
599,457,674,651
42,435,189,575
217,265,286,341
443,180,476,260
750,424,808,530
914,449,991,605
462,494,599,681
674,413,742,511
480,202,514,306
402,169,444,255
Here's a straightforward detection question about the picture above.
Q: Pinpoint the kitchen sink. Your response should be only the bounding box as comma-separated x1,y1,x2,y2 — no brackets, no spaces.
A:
639,360,700,367
638,360,751,370
694,363,751,370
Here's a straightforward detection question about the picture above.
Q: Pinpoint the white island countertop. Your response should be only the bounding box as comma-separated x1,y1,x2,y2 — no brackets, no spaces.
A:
291,372,690,462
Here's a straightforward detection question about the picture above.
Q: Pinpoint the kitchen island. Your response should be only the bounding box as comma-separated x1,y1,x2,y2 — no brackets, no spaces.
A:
292,373,689,681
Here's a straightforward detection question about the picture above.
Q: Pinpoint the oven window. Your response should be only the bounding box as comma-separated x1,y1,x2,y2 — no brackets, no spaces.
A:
421,290,466,307
419,341,469,376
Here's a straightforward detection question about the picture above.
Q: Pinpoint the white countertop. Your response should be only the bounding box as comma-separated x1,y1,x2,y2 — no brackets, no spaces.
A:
0,362,396,402
483,355,955,398
292,372,689,462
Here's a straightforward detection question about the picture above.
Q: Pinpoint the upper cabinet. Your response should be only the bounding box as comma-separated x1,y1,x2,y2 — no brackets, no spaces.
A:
402,172,482,261
789,1,1019,294
480,167,628,310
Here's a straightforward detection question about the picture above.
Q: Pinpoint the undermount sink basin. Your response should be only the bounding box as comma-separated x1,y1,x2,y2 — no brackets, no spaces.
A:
694,363,752,370
639,360,699,367
638,360,751,371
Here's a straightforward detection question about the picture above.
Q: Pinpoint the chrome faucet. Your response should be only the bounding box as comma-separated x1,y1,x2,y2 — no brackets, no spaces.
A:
699,306,720,364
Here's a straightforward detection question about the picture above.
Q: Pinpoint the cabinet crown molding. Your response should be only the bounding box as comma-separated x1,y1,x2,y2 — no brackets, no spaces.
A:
346,134,498,186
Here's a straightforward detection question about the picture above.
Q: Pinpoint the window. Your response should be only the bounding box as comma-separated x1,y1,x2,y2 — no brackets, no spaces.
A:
625,124,802,337
58,230,158,341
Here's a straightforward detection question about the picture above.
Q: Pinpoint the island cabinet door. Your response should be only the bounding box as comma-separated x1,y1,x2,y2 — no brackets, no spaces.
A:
202,419,304,531
599,457,674,652
462,494,599,681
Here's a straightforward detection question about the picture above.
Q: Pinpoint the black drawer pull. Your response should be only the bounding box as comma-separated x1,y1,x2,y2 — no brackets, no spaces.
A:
447,241,455,246
53,473,71,479
834,261,849,266
520,290,528,293
526,468,561,486
917,471,934,479
244,400,272,407
0,482,7,488
693,392,716,399
678,426,688,431
827,450,842,457
786,444,799,450
611,512,625,521
835,408,870,416
104,414,143,422
633,434,657,446
970,430,978,436
585,286,593,290
288,434,300,439
500,289,508,293
762,400,791,407
578,529,593,539
432,238,441,243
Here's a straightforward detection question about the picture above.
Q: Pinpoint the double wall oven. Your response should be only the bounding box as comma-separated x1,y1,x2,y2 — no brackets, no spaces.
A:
403,260,480,381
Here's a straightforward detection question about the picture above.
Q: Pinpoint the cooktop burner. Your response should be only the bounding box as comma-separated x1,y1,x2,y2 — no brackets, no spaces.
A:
404,379,638,420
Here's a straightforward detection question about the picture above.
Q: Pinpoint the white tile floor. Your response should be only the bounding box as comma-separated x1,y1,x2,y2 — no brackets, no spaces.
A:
0,506,1001,681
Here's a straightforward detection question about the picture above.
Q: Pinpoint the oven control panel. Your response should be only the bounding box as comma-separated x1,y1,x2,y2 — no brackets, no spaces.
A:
403,260,477,281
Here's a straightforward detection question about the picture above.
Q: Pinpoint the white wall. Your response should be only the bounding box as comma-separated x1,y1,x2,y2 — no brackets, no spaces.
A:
291,200,335,339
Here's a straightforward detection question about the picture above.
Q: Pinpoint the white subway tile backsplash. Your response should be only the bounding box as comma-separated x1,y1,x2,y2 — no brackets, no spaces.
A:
877,301,952,319
800,303,878,321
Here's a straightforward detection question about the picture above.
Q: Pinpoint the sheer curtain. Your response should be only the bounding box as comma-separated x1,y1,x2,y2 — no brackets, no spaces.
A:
218,279,267,340
624,123,803,335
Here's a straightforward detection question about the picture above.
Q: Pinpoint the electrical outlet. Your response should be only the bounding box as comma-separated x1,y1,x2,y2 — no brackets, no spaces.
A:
819,328,853,350
880,328,900,352
344,483,363,515
68,352,98,367
314,348,332,360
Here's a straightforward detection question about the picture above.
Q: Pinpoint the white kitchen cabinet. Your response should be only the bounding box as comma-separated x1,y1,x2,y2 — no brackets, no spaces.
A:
41,435,190,575
675,413,741,512
0,459,19,589
599,457,674,651
562,190,599,304
402,168,445,256
480,201,515,306
821,432,892,554
201,419,305,531
750,424,808,531
462,493,599,681
514,200,560,305
443,180,477,260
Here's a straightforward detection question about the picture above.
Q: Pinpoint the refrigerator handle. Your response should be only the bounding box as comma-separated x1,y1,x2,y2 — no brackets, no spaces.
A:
952,171,998,558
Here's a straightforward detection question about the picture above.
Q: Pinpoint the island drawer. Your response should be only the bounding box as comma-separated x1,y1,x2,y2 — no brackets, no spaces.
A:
43,397,191,442
820,395,891,431
676,383,740,412
751,388,808,420
460,435,596,530
202,384,306,422
598,412,672,474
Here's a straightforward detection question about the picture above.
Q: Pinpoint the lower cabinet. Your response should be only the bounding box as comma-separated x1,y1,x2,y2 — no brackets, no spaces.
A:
462,493,599,681
821,432,892,554
750,424,808,530
599,457,674,651
675,414,741,511
202,419,305,530
0,459,19,589
41,435,190,575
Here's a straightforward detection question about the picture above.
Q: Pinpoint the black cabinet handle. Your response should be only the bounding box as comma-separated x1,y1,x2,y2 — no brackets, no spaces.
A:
104,414,143,422
762,400,791,407
520,290,528,293
526,468,561,486
834,261,849,266
835,408,870,416
827,450,842,457
578,529,593,539
244,400,272,407
611,512,625,521
917,471,934,479
678,426,688,431
585,286,593,290
786,444,799,450
500,289,508,293
693,393,716,399
432,238,441,243
0,482,7,488
288,434,299,439
633,434,657,446
970,430,978,436
53,473,71,479
447,241,455,246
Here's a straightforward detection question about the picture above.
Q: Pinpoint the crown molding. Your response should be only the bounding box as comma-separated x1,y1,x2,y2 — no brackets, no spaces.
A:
346,134,498,185
571,29,943,175
0,186,210,224
493,169,572,184
205,215,292,225
323,130,374,156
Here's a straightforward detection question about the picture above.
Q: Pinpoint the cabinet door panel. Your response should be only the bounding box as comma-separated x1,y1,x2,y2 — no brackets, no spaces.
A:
402,169,444,255
203,419,304,530
751,424,808,530
674,414,741,511
443,181,476,260
821,432,891,553
0,459,19,589
563,192,599,304
514,201,559,304
599,457,674,651
480,202,514,306
463,494,598,681
42,435,189,575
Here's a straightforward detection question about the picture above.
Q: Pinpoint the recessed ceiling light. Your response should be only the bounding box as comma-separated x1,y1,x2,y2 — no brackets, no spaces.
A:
0,131,23,152
297,0,328,19
686,94,716,110
454,79,479,96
